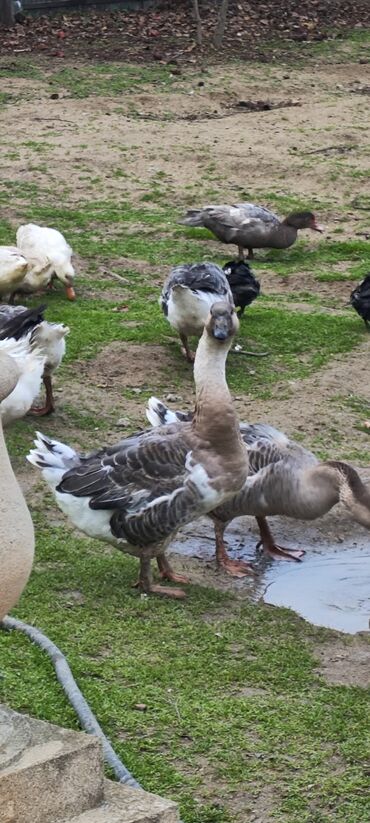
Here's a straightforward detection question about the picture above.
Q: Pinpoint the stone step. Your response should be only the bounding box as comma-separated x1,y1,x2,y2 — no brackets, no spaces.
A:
60,779,179,823
0,705,180,823
0,705,103,823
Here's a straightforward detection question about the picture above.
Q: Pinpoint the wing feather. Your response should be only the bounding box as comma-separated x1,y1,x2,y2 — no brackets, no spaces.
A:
56,425,216,545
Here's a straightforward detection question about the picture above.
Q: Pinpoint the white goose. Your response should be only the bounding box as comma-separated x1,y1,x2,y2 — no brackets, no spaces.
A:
16,223,76,300
27,303,248,598
0,336,45,426
0,246,28,299
146,399,370,576
160,262,233,362
0,305,69,415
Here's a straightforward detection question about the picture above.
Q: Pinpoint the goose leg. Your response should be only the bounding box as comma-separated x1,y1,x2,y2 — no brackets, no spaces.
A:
255,517,305,561
156,553,190,585
30,374,55,416
179,333,195,363
214,519,255,577
136,555,187,599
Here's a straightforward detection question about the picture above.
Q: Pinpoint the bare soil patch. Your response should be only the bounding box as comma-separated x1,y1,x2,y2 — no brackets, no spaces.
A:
75,341,176,389
314,637,370,686
2,60,369,214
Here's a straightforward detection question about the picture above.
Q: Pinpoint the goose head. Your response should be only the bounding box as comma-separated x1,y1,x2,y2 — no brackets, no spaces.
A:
284,211,323,233
326,460,370,529
205,301,239,345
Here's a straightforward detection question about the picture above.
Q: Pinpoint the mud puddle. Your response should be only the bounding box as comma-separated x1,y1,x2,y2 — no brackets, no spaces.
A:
171,515,370,635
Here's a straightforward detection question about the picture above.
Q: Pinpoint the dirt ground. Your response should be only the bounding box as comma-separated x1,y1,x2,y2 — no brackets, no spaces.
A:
3,60,370,210
4,52,370,507
1,44,370,822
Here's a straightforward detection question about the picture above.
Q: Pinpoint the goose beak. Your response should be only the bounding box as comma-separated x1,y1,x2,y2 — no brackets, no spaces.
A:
212,317,230,340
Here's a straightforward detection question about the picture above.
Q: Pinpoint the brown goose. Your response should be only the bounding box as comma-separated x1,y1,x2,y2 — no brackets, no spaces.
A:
146,400,370,577
180,202,323,259
27,303,248,598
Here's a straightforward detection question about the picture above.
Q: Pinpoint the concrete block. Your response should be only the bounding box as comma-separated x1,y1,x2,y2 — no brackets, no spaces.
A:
0,705,103,823
63,779,179,823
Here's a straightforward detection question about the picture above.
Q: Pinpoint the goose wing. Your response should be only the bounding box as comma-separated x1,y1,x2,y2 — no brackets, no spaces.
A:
237,423,290,474
56,425,218,546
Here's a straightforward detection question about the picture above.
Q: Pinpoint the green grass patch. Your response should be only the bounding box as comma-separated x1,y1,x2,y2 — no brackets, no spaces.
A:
1,525,369,823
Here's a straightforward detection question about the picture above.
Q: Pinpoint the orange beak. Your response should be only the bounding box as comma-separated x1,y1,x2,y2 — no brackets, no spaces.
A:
65,285,76,301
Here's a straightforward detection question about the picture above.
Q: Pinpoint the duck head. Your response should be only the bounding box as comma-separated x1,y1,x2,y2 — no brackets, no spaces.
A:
285,211,323,233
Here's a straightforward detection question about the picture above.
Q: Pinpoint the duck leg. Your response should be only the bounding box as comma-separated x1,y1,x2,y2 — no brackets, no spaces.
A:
30,374,55,416
179,333,195,363
214,519,255,577
247,247,254,260
255,516,305,561
65,284,76,301
237,244,245,261
136,555,187,599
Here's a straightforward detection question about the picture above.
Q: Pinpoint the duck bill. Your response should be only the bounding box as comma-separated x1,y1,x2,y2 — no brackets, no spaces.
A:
312,221,324,233
65,285,76,301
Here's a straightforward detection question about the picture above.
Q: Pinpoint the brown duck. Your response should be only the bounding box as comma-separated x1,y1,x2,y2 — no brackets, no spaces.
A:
180,201,323,259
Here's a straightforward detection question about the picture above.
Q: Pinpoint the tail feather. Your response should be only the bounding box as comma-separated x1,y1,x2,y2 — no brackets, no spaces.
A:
27,431,77,470
179,209,206,227
146,396,191,427
0,305,46,342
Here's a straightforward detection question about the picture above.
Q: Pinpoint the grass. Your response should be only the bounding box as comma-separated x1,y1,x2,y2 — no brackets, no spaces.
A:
1,530,369,823
1,39,370,823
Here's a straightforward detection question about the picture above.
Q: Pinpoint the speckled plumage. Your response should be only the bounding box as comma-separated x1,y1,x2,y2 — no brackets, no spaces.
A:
146,400,370,567
28,304,249,595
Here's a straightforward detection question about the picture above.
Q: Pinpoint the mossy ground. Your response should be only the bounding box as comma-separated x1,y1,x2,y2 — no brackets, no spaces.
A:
0,31,370,823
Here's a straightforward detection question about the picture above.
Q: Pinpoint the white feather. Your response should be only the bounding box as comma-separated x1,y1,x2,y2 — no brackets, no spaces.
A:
0,337,46,425
167,286,218,336
146,396,179,427
185,451,219,507
17,223,75,290
0,245,28,296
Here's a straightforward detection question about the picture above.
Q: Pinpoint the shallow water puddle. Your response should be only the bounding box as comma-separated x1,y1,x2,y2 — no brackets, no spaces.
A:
260,548,370,634
172,515,370,634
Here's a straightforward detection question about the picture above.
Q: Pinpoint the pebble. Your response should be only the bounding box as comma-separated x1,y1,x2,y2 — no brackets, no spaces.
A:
165,393,182,402
116,418,131,428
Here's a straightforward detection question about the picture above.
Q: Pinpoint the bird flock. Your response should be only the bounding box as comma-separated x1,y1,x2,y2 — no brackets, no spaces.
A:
1,202,369,596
